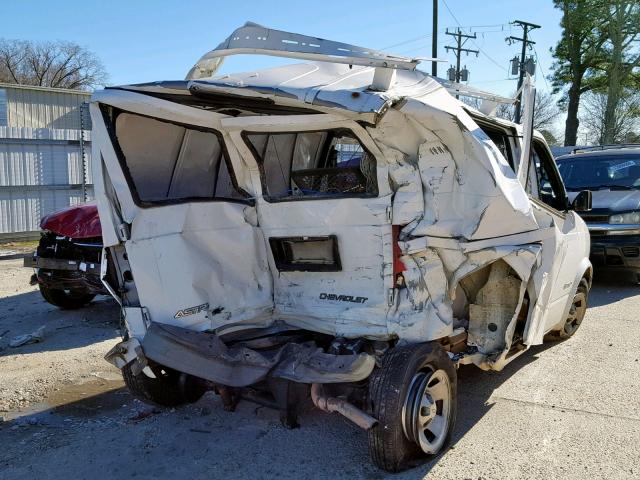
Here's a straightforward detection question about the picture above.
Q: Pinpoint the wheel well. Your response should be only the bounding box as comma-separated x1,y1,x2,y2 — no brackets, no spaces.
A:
583,267,593,289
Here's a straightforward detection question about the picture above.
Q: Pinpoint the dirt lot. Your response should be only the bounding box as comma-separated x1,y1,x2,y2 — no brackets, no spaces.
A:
1,257,639,480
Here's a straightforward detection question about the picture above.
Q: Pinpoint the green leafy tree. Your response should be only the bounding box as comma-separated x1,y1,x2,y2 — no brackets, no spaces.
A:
600,0,640,143
550,0,609,146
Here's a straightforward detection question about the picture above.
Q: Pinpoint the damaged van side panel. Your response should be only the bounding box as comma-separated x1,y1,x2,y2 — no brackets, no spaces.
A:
92,61,590,373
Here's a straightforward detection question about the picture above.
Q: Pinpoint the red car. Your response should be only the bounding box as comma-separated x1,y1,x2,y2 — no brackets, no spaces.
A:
24,202,111,309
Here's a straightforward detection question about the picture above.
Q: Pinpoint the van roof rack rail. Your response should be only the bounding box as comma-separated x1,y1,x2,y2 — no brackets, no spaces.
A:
186,22,445,91
434,78,515,104
572,144,640,154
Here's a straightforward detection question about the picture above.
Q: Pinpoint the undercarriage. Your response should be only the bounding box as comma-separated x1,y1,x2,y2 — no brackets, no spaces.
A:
25,232,109,309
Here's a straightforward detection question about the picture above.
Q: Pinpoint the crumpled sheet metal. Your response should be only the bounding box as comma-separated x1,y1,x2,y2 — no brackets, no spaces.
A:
125,202,275,333
39,202,101,239
142,322,375,386
388,248,453,343
394,97,538,241
92,74,560,351
366,91,551,345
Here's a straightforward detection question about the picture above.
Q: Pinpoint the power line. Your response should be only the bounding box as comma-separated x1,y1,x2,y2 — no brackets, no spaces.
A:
441,0,510,74
532,46,551,91
395,43,436,56
381,34,432,51
380,3,518,83
476,45,510,73
455,23,510,29
441,0,462,26
381,25,511,54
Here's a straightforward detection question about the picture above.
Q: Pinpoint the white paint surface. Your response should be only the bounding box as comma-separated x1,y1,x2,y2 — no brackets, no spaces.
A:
91,35,591,370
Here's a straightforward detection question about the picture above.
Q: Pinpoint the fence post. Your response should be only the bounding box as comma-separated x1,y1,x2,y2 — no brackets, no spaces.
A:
79,102,88,202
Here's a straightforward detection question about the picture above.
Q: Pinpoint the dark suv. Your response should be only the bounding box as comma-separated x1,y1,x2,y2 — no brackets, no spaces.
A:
556,146,640,281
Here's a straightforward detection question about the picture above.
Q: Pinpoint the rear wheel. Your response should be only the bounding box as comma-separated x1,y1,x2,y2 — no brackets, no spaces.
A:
122,361,207,407
550,279,589,340
367,342,457,472
38,284,95,309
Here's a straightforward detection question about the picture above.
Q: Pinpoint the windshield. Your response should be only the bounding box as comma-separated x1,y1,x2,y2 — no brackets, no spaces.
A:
557,154,640,191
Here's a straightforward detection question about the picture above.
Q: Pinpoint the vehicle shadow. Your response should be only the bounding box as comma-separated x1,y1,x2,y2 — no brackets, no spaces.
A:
588,271,639,308
0,289,119,355
409,343,554,478
0,343,556,479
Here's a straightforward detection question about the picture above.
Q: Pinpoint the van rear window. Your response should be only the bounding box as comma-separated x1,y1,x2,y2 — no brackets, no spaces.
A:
244,129,377,201
112,112,247,205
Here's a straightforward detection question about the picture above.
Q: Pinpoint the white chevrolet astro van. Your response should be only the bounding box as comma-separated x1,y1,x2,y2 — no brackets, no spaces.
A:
95,24,593,472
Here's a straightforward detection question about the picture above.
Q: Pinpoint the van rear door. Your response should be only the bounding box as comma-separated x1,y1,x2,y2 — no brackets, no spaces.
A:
224,114,394,338
91,95,273,331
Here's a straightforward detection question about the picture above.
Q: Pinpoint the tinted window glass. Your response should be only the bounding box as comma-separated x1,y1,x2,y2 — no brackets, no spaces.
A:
245,130,377,200
485,130,513,168
531,141,565,210
557,154,640,191
114,113,246,203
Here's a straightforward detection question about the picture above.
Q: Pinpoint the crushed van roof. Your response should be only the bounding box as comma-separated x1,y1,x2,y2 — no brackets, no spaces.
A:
110,62,440,121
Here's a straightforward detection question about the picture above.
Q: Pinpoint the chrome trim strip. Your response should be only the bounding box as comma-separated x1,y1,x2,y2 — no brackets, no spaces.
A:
587,223,640,235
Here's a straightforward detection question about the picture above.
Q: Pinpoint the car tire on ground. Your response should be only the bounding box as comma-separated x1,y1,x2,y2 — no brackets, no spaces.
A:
548,278,589,340
38,284,96,309
122,361,207,407
367,342,457,472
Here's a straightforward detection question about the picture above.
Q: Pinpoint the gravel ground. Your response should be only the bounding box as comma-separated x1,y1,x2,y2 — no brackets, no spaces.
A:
0,258,639,479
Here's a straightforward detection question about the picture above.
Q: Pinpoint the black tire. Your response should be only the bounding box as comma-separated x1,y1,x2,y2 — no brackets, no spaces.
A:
38,284,96,309
548,279,589,341
367,342,457,472
122,361,207,407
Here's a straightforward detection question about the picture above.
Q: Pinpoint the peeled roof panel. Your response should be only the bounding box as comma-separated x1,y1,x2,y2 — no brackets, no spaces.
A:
109,63,442,119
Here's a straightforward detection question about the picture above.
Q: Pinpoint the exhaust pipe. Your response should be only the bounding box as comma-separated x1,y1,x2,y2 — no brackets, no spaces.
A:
311,383,378,430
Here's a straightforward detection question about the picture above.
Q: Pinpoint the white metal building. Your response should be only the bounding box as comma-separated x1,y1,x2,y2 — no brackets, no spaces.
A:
0,83,93,240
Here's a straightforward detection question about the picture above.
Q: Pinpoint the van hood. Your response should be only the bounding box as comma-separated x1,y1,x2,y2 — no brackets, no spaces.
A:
568,189,640,213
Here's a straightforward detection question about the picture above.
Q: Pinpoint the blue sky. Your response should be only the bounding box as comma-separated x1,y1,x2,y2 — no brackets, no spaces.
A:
6,0,562,96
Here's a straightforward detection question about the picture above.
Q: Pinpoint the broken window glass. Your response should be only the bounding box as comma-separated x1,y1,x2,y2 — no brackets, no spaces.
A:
480,125,515,170
244,129,377,200
113,112,246,204
530,140,566,211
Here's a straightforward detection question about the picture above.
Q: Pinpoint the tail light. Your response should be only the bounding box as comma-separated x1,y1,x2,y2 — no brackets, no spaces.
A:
392,225,406,287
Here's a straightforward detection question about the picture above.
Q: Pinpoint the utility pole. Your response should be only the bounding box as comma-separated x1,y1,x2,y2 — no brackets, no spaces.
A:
432,0,438,77
444,29,478,97
507,20,540,123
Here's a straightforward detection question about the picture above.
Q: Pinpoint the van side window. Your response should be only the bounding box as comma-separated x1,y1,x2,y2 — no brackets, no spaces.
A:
112,112,247,204
484,130,513,169
244,129,378,201
476,122,515,170
530,140,567,211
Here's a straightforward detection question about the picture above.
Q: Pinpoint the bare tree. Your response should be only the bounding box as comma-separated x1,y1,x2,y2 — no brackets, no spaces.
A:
460,90,561,142
0,39,107,90
494,90,561,132
581,89,640,144
459,96,483,110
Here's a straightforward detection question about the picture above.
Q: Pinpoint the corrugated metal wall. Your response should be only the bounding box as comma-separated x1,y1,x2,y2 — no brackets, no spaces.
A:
0,84,93,238
1,83,92,130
